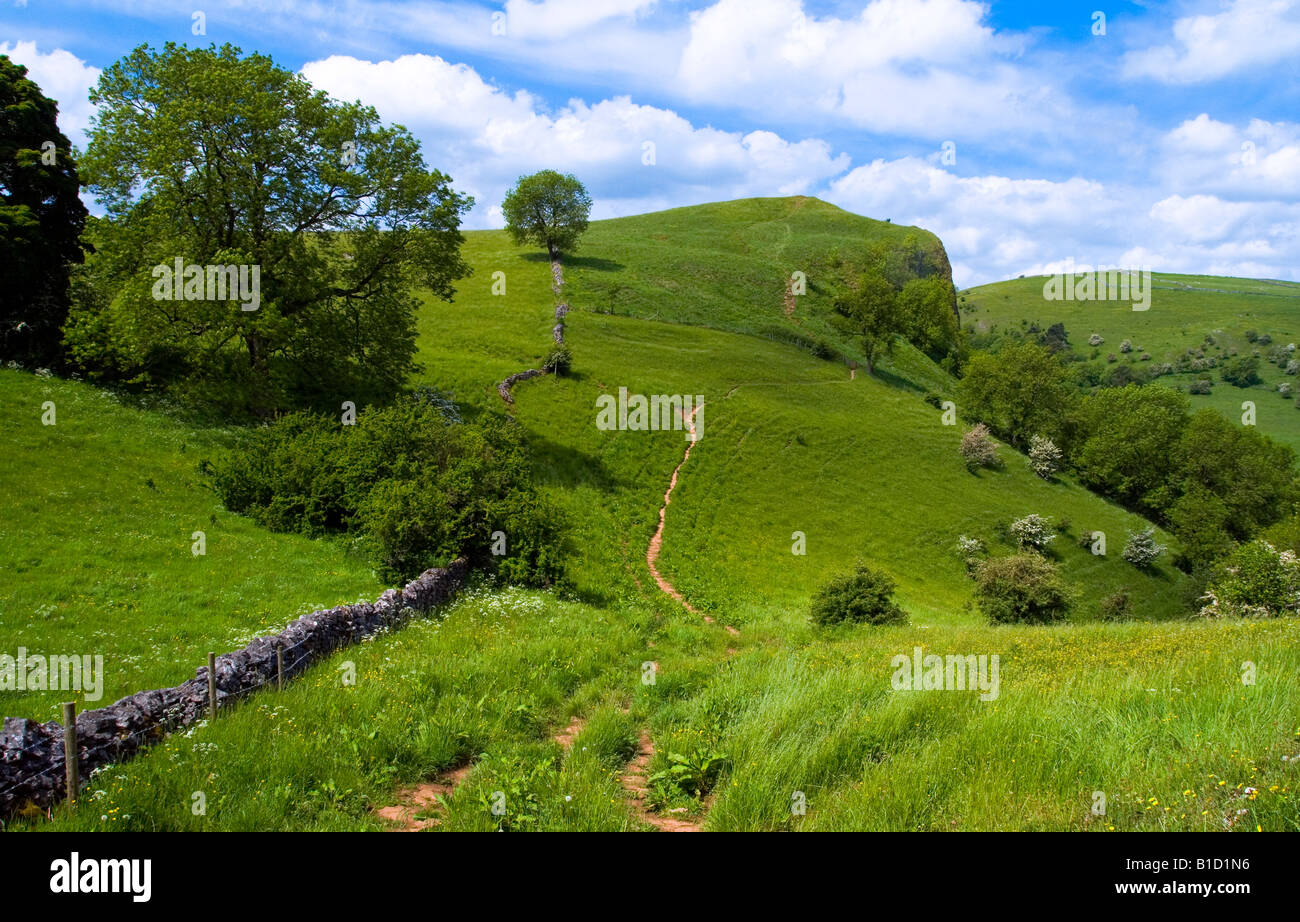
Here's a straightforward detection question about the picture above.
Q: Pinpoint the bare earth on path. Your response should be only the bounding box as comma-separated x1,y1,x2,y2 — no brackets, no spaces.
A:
375,763,474,832
645,403,704,614
620,730,703,832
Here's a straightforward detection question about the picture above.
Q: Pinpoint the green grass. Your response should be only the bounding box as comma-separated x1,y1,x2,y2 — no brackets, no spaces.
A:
6,197,1299,831
0,370,380,719
962,272,1300,451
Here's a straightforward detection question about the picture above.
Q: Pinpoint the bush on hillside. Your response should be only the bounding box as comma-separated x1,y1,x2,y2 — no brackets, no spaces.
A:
1189,379,1213,395
543,344,573,375
1100,589,1132,622
1221,355,1261,387
973,554,1072,624
1121,527,1166,569
205,395,565,586
1027,435,1063,480
955,535,988,573
960,423,999,470
1199,540,1300,619
1009,513,1055,551
810,565,907,626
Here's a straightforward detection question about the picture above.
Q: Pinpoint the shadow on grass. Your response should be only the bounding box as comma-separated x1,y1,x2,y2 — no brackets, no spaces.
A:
519,252,626,272
524,428,619,492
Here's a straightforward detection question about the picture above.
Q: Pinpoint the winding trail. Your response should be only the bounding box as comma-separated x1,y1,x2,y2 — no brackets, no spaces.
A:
619,730,702,832
645,403,704,614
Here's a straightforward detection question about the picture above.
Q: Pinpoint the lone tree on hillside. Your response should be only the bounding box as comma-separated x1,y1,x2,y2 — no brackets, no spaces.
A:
832,270,903,375
0,56,89,366
501,170,591,260
68,42,472,417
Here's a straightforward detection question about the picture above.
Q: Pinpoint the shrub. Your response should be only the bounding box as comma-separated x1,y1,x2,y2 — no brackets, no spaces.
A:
1121,527,1166,568
1200,541,1300,618
810,565,907,626
1279,382,1293,398
960,423,999,470
1119,339,1133,354
1027,435,1063,480
1009,513,1055,551
206,396,565,586
543,344,572,375
1100,589,1132,621
955,535,987,572
1088,333,1104,346
973,554,1072,624
1189,379,1213,395
1287,360,1299,376
1221,355,1261,387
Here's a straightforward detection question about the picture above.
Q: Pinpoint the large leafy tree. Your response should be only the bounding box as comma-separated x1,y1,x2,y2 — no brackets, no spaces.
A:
68,43,472,416
956,341,1075,447
501,169,591,260
0,56,89,365
832,270,902,374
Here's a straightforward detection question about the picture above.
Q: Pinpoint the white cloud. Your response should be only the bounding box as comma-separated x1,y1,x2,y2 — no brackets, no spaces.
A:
302,53,849,227
828,156,1300,286
502,0,659,39
0,41,100,146
676,0,1072,141
1122,0,1300,84
1160,114,1300,198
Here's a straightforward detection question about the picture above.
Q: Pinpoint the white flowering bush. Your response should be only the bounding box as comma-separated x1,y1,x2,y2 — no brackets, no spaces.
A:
960,423,999,470
1121,527,1166,568
955,534,988,572
1027,435,1063,480
1009,513,1055,551
1088,333,1104,346
1199,541,1300,619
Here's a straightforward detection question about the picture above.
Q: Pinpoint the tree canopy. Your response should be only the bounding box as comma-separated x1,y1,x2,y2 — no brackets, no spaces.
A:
832,270,903,374
67,43,472,417
501,169,591,259
0,55,89,366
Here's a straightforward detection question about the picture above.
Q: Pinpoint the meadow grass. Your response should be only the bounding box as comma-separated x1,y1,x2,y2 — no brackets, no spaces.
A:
5,199,1298,831
962,272,1300,451
0,370,380,719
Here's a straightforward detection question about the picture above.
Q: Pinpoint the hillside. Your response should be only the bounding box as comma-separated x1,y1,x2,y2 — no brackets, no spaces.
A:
961,273,1300,452
8,198,1299,832
563,196,956,366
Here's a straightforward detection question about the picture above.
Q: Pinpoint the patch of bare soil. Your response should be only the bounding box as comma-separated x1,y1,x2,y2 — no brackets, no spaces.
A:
376,763,474,832
619,731,703,832
554,715,585,750
645,403,704,614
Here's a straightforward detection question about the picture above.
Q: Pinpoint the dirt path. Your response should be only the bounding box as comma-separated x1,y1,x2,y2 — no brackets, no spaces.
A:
376,763,473,832
619,730,702,832
645,403,704,614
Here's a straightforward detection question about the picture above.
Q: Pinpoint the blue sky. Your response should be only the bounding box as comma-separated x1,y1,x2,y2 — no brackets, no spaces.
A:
4,0,1299,287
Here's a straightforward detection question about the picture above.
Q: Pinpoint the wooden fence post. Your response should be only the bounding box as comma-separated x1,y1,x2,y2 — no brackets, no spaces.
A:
62,701,78,803
207,652,217,719
276,643,284,692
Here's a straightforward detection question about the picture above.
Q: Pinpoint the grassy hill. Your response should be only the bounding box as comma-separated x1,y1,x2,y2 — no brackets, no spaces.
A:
563,196,955,365
961,273,1300,452
7,198,1300,831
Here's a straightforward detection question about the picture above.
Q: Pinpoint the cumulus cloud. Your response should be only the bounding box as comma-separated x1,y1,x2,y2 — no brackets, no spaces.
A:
0,41,100,146
303,52,849,227
1122,0,1300,84
828,155,1300,287
676,0,1075,141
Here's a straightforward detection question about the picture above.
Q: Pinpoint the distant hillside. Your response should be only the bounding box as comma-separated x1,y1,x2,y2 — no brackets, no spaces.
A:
961,273,1300,452
561,196,957,367
415,222,1189,627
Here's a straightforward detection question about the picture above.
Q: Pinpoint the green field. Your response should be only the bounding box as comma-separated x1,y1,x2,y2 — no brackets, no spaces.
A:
5,198,1298,830
961,273,1300,451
